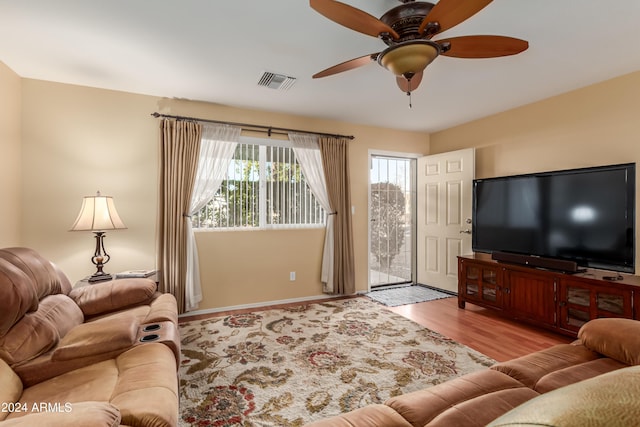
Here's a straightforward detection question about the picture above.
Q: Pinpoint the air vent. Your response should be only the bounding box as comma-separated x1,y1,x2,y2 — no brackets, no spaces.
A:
257,71,297,91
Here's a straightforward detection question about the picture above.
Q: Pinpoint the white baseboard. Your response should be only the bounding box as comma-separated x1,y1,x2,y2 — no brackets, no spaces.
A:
179,293,347,319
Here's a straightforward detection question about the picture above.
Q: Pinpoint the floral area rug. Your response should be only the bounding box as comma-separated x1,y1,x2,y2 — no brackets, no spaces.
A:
179,297,494,426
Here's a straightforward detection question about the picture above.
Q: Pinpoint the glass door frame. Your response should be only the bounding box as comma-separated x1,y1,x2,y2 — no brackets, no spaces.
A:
368,149,421,290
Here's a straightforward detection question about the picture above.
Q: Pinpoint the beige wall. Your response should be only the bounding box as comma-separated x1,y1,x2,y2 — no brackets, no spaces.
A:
0,62,22,247
431,71,640,272
20,80,160,280
16,81,429,311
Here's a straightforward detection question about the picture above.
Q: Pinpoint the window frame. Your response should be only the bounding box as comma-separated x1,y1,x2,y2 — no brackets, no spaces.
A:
192,136,326,231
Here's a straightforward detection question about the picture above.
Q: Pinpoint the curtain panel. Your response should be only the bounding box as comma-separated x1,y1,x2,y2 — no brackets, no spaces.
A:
157,119,202,313
289,132,335,291
185,124,241,312
319,136,355,295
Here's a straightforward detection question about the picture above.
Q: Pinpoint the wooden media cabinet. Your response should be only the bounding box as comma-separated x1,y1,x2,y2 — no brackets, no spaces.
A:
458,253,640,337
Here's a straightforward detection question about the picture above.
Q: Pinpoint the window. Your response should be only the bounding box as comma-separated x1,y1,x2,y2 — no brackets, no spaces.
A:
192,139,326,229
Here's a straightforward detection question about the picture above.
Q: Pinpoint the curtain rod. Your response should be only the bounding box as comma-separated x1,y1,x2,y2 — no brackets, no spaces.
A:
151,112,354,140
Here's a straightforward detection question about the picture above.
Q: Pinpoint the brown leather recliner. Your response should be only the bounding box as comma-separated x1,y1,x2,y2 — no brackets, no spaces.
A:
0,247,180,426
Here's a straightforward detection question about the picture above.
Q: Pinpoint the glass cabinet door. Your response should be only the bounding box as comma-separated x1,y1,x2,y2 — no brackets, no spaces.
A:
560,283,591,331
464,265,479,298
566,307,590,329
481,269,498,303
567,287,590,307
461,262,501,307
596,292,624,315
560,280,633,332
595,289,631,318
565,286,590,328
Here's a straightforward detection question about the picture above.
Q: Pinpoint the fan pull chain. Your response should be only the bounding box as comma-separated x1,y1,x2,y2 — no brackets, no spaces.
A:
406,77,413,109
408,90,412,109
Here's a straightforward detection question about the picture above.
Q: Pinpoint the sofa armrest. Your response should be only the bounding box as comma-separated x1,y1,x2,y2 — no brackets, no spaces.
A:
51,316,138,361
578,318,640,366
69,278,156,317
0,402,120,427
142,293,179,325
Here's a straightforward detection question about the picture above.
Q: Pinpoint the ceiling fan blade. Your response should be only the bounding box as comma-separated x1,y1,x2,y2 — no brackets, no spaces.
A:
438,35,528,58
313,53,378,78
310,0,399,39
396,72,424,93
419,0,493,36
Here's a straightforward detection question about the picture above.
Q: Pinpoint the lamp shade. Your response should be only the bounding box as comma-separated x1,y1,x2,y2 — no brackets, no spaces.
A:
378,40,440,77
70,191,127,231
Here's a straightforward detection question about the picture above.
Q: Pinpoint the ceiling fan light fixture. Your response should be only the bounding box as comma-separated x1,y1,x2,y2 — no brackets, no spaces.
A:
378,40,440,77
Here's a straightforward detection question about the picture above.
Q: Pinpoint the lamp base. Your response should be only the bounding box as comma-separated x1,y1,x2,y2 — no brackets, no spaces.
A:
87,231,113,283
88,272,113,283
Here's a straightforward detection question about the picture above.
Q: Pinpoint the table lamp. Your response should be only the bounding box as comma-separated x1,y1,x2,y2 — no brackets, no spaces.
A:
70,191,127,282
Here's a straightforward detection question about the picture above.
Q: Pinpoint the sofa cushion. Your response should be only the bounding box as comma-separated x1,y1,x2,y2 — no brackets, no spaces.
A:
0,359,23,421
305,404,414,427
0,259,38,337
39,294,85,338
102,343,179,427
488,365,640,427
2,402,121,427
426,387,539,427
578,317,640,366
52,263,73,295
0,294,84,365
385,369,536,427
0,248,65,299
14,344,178,427
490,343,599,388
534,357,627,393
70,278,157,317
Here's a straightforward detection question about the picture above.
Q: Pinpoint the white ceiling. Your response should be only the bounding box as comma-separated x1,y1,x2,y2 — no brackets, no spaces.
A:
2,0,640,133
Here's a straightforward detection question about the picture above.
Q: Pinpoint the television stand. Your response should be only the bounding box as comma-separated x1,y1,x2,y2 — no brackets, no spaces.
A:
458,253,640,337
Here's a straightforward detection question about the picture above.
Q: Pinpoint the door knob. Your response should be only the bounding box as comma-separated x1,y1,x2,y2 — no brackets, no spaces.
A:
460,229,472,234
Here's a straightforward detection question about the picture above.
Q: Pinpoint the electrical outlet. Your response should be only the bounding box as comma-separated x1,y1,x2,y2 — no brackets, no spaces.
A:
290,271,296,281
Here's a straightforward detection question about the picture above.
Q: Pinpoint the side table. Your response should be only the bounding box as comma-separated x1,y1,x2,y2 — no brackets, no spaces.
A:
75,271,159,288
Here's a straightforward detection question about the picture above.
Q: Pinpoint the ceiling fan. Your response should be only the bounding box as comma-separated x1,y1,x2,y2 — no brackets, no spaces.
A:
310,0,529,100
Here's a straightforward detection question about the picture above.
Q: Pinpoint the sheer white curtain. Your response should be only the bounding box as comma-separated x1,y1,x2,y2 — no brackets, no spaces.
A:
185,124,241,311
289,132,335,292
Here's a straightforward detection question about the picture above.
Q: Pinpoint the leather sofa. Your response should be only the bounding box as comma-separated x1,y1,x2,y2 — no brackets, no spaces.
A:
306,317,640,427
0,247,180,427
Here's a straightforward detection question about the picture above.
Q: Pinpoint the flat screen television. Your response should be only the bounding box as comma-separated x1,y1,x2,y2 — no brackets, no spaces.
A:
472,163,635,273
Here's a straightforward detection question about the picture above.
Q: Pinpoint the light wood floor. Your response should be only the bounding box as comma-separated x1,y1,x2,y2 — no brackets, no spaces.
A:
388,297,572,362
180,295,572,362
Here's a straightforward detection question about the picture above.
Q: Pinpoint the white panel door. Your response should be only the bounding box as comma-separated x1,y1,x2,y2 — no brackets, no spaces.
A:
417,149,475,292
